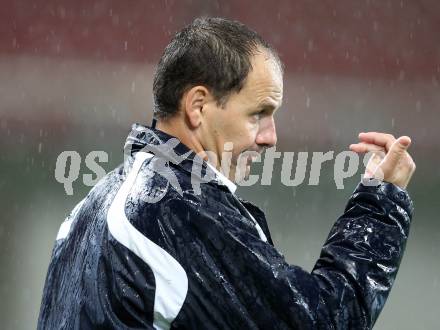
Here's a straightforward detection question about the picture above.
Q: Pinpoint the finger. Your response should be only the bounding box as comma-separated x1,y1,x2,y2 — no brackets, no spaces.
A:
365,152,383,178
358,132,395,150
358,132,396,151
396,135,411,147
349,142,385,153
380,136,412,173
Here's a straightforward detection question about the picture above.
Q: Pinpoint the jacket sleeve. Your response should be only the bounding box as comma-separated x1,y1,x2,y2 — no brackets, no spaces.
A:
170,181,413,329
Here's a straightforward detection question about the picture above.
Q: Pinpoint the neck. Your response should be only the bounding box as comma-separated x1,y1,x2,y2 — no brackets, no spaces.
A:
156,117,210,163
156,117,237,189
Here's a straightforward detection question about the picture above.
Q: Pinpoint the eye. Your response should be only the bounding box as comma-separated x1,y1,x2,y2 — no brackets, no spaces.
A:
252,110,265,119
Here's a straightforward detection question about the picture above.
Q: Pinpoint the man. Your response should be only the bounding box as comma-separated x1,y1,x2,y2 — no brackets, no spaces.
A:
38,17,416,329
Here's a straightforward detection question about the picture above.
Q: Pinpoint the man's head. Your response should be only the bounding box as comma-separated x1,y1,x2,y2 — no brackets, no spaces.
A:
154,17,283,182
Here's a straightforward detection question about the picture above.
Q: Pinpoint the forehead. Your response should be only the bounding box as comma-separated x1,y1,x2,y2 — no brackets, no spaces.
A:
240,50,283,107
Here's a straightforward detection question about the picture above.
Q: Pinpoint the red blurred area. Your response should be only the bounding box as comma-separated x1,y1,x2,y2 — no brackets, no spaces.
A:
0,0,439,80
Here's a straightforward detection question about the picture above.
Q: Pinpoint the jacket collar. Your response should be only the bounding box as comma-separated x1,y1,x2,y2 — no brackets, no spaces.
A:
123,123,237,194
206,162,237,194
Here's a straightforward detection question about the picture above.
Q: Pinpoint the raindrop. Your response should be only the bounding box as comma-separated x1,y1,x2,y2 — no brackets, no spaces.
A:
307,39,314,52
373,21,379,32
416,100,422,112
59,7,66,19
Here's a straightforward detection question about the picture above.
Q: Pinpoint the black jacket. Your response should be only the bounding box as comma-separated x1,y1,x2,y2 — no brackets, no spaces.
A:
38,123,414,329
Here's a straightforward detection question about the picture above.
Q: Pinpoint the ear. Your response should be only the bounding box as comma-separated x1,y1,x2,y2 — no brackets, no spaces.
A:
182,85,210,128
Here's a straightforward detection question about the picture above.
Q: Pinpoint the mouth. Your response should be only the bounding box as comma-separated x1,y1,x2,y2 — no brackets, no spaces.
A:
248,155,258,164
250,148,265,161
245,153,261,166
232,148,265,168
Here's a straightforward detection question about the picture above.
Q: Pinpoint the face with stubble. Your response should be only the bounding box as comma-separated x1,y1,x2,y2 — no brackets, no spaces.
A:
199,48,283,183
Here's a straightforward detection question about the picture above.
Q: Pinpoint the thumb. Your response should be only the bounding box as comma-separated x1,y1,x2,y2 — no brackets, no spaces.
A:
397,136,411,148
381,136,411,171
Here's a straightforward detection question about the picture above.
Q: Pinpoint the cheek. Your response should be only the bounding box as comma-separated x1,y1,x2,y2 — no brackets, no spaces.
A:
231,127,258,159
242,121,259,145
222,116,259,155
245,121,260,144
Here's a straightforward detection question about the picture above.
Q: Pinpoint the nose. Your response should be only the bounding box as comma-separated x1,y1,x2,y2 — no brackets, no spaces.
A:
256,116,277,148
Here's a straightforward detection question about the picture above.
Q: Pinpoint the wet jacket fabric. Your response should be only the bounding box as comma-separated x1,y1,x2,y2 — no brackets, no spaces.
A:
38,123,414,330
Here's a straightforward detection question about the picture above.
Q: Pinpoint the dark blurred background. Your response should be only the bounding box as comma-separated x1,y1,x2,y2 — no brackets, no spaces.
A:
0,0,439,329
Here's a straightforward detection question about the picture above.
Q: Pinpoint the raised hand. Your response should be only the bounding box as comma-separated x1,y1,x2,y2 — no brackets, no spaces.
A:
349,132,416,189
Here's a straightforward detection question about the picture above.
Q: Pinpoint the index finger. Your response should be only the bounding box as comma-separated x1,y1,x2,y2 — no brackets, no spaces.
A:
358,132,396,151
349,142,385,153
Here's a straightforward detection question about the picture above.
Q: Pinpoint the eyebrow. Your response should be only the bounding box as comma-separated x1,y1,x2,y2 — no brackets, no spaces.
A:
257,100,282,111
